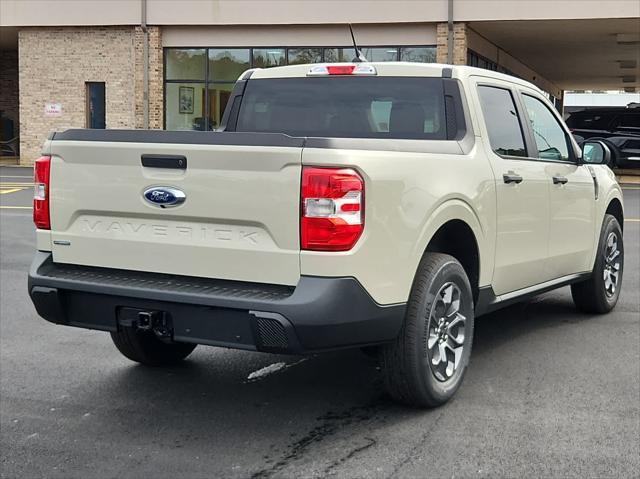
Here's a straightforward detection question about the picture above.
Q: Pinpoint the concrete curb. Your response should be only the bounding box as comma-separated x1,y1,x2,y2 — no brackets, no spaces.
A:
616,175,640,186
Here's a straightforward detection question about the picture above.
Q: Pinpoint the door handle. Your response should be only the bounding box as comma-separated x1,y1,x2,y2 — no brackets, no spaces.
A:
503,172,523,184
552,175,568,185
141,154,187,169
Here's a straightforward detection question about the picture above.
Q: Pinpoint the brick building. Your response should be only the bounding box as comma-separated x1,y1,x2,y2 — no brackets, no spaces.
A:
1,0,638,164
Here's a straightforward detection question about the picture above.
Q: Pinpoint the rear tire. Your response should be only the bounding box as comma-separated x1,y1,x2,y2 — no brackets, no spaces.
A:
380,253,474,408
110,327,197,366
571,214,624,314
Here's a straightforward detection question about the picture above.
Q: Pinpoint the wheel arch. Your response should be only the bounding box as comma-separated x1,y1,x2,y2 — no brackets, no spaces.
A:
426,220,481,303
412,199,489,304
605,196,624,232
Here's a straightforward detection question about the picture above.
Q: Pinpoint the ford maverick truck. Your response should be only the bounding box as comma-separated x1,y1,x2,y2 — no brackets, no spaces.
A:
28,63,624,407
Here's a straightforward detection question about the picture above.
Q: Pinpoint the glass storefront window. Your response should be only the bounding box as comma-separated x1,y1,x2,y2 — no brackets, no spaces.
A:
400,47,436,63
166,49,206,80
252,48,286,68
360,47,398,62
164,45,437,129
468,50,505,73
287,48,322,65
323,48,354,62
165,82,207,131
207,83,236,130
324,47,398,62
208,49,250,82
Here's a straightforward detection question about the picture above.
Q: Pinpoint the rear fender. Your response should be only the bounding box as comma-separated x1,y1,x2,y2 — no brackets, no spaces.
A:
411,199,491,288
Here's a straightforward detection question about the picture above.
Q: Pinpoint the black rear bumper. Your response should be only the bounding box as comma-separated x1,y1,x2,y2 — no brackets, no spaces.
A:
28,252,405,354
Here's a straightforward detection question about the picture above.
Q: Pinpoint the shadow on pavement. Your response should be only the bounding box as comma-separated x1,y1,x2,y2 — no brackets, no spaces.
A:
472,291,593,357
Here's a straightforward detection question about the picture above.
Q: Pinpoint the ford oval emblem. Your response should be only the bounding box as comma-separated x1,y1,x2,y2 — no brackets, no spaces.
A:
143,186,186,208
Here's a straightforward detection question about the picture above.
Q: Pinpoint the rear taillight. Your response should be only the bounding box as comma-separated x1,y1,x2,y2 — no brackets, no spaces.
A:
33,155,51,230
301,167,364,251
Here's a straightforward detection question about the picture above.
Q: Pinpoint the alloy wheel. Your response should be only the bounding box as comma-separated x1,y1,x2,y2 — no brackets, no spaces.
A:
426,282,466,382
603,232,621,297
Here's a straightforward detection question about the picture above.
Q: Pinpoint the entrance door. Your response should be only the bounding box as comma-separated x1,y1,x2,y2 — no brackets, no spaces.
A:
86,82,105,129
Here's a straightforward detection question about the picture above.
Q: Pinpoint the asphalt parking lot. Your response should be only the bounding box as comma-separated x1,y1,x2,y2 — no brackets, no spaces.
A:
1,165,638,479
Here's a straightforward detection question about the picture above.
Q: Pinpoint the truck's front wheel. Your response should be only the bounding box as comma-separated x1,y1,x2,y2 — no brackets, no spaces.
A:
380,253,474,408
111,328,197,366
571,214,624,314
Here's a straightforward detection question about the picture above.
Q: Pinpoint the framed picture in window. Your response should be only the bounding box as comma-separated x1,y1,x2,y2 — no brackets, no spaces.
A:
179,86,194,114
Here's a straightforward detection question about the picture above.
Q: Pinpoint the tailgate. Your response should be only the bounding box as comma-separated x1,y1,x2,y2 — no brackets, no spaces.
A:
48,131,303,286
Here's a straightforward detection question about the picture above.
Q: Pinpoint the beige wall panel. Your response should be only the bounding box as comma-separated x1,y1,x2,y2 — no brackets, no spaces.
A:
148,0,447,26
454,0,639,21
3,0,637,27
162,24,437,47
1,0,140,26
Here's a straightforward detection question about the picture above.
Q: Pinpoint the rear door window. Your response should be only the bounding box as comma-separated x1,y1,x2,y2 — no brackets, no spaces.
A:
477,85,527,157
236,77,446,140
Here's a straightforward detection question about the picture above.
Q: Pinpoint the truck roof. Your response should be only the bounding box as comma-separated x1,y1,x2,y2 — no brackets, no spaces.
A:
246,62,544,95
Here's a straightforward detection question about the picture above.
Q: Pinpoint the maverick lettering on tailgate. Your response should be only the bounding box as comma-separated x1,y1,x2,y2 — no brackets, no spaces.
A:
81,219,260,245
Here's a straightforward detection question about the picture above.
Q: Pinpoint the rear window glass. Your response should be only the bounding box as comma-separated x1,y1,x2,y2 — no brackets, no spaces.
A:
565,112,614,130
236,77,447,139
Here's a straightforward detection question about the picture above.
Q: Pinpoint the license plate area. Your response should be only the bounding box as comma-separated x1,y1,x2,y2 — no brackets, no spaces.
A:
116,304,257,349
65,291,263,351
117,307,173,338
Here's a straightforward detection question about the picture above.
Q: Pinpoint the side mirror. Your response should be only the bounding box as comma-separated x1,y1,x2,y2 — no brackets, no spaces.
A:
581,140,612,165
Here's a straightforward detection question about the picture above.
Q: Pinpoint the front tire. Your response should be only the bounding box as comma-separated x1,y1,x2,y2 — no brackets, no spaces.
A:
111,327,197,366
380,253,474,408
571,214,624,314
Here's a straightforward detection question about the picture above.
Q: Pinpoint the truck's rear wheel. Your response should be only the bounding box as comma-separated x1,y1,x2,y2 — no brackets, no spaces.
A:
110,328,197,366
380,253,474,408
571,214,624,314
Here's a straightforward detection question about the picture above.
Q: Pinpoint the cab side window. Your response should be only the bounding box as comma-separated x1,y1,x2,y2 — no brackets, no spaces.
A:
521,94,570,161
477,85,527,158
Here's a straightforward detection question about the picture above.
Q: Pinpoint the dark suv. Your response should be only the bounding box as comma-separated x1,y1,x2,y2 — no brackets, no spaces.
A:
566,107,640,139
567,107,640,168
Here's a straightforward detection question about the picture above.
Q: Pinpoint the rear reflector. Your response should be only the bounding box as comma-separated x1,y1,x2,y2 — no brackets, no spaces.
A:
307,64,377,76
301,167,364,251
33,155,51,230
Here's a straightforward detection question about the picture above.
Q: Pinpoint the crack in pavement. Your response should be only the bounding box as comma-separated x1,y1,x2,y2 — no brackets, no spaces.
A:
323,436,378,477
251,398,387,479
386,409,446,478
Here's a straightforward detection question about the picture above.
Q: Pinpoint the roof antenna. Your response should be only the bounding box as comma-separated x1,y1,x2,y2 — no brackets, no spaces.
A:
349,24,367,62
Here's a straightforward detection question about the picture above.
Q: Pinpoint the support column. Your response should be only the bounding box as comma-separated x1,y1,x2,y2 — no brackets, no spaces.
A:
437,23,467,65
134,26,163,129
555,90,565,115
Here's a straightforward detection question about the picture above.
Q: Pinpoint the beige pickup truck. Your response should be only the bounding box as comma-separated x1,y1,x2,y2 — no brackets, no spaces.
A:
29,63,624,407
